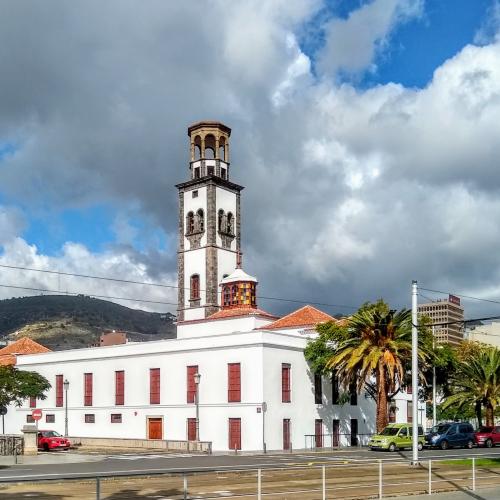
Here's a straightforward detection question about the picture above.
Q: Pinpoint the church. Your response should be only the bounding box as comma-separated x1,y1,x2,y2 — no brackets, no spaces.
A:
3,122,421,451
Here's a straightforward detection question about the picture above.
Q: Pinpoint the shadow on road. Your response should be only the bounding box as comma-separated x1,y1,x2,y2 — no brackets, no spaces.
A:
0,493,66,499
104,487,182,499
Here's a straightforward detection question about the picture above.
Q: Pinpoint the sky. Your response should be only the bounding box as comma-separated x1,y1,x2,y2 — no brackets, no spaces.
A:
1,0,500,320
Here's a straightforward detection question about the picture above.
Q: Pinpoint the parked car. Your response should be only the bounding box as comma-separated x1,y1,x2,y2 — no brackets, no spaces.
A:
37,430,71,451
369,423,425,452
474,426,500,448
425,422,474,450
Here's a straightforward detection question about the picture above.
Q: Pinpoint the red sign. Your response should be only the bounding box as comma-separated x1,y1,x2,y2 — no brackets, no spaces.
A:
31,409,43,421
449,294,461,306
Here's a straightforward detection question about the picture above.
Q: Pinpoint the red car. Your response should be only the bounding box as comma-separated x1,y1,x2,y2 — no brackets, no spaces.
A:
37,430,71,451
474,426,500,448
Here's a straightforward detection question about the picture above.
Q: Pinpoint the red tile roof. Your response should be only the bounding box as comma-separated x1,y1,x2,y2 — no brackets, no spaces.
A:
0,337,51,365
261,305,336,330
207,307,279,320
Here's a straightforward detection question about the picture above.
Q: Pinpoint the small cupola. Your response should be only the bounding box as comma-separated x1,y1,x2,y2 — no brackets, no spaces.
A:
220,268,258,309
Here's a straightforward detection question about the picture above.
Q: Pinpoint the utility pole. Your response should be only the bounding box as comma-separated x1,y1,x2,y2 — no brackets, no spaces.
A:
432,326,437,428
411,280,419,465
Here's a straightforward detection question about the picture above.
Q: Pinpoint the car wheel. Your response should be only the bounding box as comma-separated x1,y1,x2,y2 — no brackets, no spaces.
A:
485,439,493,448
466,440,473,449
418,442,423,451
388,443,397,452
43,443,49,452
440,440,449,450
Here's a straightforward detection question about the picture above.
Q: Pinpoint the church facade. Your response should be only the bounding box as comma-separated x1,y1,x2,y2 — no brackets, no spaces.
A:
4,122,422,451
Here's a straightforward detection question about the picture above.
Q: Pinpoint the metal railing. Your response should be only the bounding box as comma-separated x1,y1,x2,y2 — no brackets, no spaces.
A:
304,432,373,449
1,453,500,499
0,435,23,456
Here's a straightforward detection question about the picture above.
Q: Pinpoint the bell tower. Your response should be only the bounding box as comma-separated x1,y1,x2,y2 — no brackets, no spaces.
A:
176,121,244,321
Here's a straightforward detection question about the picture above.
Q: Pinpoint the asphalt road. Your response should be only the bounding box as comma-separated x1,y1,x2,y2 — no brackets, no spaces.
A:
1,446,499,482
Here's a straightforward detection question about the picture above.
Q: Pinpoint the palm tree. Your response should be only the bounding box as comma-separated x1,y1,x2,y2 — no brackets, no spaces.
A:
326,305,430,432
442,346,500,426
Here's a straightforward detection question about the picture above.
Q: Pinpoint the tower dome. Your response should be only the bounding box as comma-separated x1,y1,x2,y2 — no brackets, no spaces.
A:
220,268,258,309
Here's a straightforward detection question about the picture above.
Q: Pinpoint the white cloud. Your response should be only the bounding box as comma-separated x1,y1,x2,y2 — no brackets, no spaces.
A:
474,0,500,45
1,1,500,320
316,0,424,77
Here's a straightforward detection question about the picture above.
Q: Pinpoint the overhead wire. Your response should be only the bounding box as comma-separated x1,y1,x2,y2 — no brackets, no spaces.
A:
0,263,360,311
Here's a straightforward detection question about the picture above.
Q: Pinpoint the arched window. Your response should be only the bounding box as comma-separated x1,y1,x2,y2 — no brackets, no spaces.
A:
227,212,234,235
196,209,204,232
204,134,216,159
194,145,201,160
186,212,195,234
219,137,226,161
190,274,200,300
218,209,225,232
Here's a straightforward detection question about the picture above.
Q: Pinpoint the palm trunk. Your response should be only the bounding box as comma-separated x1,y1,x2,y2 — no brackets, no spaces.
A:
376,362,388,433
475,400,483,428
485,403,494,427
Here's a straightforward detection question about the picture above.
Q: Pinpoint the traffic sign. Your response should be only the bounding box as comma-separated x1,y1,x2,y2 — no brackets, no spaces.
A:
0,406,7,416
31,409,43,421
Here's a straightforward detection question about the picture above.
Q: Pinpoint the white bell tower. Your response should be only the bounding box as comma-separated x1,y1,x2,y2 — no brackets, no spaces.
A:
176,121,244,321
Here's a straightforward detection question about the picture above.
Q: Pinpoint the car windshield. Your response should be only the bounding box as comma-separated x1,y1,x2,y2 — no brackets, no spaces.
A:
478,426,493,433
380,427,400,436
430,424,450,434
42,431,61,437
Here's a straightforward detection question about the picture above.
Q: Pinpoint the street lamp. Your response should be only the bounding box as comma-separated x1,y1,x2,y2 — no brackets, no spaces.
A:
194,373,201,441
63,379,69,437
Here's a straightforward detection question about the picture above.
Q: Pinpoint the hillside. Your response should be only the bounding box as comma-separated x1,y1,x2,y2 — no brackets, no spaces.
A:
0,295,176,351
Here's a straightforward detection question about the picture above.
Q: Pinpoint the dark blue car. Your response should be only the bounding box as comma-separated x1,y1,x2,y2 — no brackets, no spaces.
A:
425,422,475,450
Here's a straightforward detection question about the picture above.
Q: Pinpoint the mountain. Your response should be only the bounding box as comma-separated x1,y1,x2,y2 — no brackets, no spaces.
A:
0,295,176,351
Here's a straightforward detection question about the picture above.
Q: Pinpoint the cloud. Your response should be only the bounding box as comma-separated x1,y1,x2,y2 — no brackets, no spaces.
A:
316,0,424,77
474,0,500,45
0,0,500,322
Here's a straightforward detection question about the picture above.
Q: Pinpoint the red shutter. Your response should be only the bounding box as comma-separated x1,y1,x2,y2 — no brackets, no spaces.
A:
29,396,36,408
228,363,241,402
150,368,160,404
283,419,291,450
187,418,197,441
115,371,125,406
56,375,63,407
84,373,93,406
229,418,241,450
187,365,198,403
282,363,291,403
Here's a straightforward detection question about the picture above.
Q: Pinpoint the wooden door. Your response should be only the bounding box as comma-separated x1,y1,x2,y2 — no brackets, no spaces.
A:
350,418,358,446
229,418,241,450
315,419,323,448
332,419,340,447
148,418,163,440
283,419,291,450
187,418,197,441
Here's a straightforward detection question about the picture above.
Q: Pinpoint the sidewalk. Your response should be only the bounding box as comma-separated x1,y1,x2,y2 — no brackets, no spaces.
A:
392,486,500,500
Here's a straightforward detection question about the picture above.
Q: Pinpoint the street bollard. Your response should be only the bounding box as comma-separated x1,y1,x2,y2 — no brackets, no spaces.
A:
428,460,432,495
322,465,326,500
183,474,188,500
472,457,476,491
95,477,100,500
379,460,383,499
257,468,262,500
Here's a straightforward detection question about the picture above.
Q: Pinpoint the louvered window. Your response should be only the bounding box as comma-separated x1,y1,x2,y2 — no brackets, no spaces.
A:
282,363,291,403
150,368,160,405
115,371,125,406
56,375,64,407
84,373,93,406
187,365,198,403
228,363,241,402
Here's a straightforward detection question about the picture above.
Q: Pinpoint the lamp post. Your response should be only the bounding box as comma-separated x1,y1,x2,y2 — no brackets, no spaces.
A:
432,327,443,428
194,373,201,441
63,379,69,437
411,280,419,465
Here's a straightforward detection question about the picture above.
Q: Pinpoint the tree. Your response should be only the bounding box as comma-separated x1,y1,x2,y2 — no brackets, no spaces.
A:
306,301,432,433
442,345,500,426
0,365,51,408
